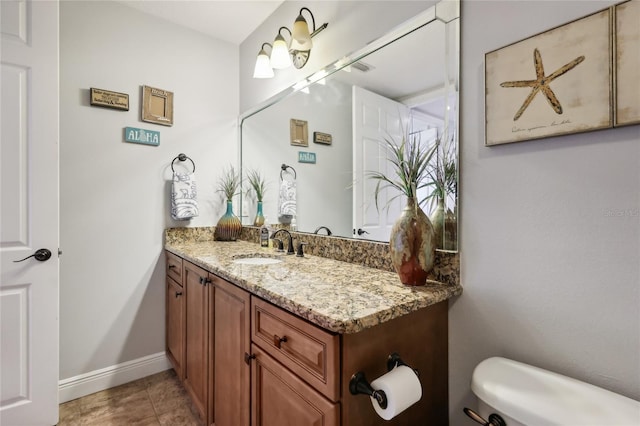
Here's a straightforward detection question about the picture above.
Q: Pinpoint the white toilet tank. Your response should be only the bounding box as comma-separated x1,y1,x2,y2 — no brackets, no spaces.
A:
471,357,640,426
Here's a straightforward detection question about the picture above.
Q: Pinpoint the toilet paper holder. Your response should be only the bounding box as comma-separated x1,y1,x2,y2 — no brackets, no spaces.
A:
349,353,418,409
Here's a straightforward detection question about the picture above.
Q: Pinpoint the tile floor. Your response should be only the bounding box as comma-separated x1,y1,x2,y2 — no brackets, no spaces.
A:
57,369,204,426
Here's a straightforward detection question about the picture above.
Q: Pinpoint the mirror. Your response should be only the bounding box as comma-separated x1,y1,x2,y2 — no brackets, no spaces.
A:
240,1,459,251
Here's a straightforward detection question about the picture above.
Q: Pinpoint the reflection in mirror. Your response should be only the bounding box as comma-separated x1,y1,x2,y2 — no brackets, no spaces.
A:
241,1,459,251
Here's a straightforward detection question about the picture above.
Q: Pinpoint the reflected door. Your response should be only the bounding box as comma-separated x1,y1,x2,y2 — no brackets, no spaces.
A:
352,86,408,241
0,0,60,424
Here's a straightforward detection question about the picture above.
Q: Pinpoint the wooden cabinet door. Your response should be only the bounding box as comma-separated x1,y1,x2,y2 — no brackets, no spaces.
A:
183,261,210,423
166,277,185,380
251,345,339,426
213,276,251,426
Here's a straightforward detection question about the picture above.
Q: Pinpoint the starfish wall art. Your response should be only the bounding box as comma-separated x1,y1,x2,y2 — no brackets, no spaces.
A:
484,7,613,145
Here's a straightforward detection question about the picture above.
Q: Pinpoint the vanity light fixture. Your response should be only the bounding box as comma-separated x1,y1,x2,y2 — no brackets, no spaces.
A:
252,6,328,78
253,43,274,78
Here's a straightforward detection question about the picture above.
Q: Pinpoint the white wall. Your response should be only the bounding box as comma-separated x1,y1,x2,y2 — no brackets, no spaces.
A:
59,0,238,382
242,80,352,236
452,1,639,424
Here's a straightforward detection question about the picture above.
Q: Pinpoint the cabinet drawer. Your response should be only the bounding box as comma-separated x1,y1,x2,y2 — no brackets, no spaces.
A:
251,297,339,401
166,251,183,284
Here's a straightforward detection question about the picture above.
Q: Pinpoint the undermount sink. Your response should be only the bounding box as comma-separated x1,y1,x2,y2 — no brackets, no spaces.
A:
232,255,282,265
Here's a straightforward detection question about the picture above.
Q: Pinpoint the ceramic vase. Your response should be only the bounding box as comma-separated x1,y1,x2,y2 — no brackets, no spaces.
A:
253,201,265,227
389,198,436,286
214,200,242,241
430,197,445,249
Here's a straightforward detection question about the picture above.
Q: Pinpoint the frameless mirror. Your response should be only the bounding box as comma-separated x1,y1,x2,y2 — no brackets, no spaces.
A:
240,0,459,251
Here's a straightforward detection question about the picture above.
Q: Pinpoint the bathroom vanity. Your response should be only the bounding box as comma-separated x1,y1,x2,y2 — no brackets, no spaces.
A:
164,233,461,426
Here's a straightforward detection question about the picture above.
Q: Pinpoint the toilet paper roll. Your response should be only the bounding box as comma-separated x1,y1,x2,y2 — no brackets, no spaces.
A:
369,365,422,420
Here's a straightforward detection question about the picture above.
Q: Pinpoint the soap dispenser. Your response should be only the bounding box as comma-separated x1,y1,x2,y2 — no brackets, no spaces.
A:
260,217,270,248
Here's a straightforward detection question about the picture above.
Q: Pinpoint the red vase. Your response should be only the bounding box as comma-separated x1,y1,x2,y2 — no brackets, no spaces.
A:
389,198,436,286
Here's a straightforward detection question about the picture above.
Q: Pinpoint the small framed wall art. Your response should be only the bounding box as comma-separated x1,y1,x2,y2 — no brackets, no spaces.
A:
313,131,332,145
290,119,308,147
90,88,129,111
141,85,174,126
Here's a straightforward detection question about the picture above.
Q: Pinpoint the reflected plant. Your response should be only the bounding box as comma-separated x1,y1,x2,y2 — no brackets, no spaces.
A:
420,132,457,212
245,168,266,202
367,132,439,212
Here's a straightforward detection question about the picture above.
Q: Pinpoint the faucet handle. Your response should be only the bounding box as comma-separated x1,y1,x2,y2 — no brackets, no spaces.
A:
272,238,284,252
296,242,307,257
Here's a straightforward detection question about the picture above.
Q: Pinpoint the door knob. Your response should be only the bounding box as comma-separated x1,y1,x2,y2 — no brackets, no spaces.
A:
13,248,52,263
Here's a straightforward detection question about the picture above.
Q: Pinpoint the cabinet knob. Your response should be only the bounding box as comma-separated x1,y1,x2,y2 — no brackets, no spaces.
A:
175,291,183,298
244,352,256,365
274,335,288,349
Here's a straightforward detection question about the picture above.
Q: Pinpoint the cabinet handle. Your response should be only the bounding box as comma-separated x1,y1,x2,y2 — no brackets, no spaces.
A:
274,335,288,349
204,277,212,285
199,277,204,285
168,264,176,269
244,352,256,365
175,291,183,298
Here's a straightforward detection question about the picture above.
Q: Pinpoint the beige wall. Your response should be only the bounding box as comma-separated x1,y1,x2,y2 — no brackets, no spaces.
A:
59,0,238,385
452,0,639,424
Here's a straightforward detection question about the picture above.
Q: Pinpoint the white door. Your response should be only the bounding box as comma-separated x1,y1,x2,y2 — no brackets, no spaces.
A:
1,0,60,425
352,86,408,241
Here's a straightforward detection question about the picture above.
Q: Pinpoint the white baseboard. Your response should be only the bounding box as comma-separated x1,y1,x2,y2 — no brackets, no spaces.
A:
58,352,171,403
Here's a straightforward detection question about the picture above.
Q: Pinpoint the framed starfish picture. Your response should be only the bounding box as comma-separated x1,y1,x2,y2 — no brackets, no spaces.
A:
615,0,640,127
485,8,612,146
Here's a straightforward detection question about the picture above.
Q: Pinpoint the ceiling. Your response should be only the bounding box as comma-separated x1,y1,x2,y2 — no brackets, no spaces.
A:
116,0,285,45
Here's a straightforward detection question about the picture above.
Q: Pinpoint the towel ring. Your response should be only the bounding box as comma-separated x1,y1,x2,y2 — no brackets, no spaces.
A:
280,163,296,180
171,153,196,173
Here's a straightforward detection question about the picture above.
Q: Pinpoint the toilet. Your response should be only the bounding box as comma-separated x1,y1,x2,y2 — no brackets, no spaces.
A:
469,357,640,426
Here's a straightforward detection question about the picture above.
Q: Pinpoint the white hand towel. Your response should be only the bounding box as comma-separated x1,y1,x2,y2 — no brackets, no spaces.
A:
278,178,296,223
171,172,199,220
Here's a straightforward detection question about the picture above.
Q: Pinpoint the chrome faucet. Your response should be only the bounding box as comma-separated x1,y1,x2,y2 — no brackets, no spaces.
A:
313,226,332,236
272,229,295,255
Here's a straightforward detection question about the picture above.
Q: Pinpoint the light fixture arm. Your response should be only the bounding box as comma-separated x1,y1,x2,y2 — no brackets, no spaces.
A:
311,23,328,38
260,42,272,52
278,26,292,38
299,7,316,33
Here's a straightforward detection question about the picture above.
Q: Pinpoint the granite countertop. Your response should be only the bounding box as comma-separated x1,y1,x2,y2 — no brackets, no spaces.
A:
165,240,462,334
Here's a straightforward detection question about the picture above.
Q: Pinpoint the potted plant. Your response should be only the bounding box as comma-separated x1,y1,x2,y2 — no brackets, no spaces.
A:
214,165,242,241
245,168,267,226
368,133,439,286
